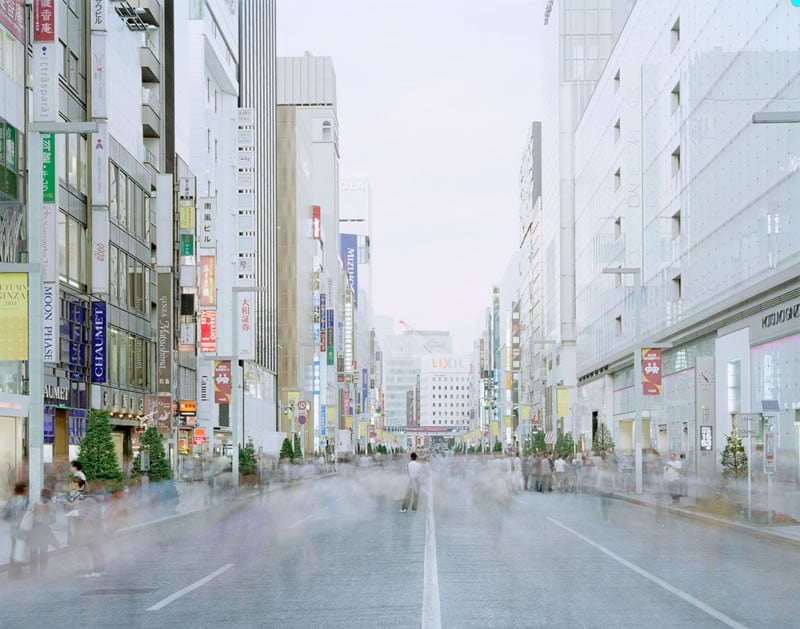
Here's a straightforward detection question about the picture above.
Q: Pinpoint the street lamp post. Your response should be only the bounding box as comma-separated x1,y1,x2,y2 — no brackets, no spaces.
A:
603,267,643,494
26,121,97,501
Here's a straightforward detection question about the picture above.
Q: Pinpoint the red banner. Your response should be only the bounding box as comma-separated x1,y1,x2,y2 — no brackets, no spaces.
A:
214,360,232,404
199,309,217,353
642,348,662,396
0,0,24,43
33,0,55,42
199,256,216,306
312,205,321,240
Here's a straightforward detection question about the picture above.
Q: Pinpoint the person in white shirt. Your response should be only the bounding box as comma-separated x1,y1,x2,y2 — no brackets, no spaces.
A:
400,453,423,512
664,452,682,504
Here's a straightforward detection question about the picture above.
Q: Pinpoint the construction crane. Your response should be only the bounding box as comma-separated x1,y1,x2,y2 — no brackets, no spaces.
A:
399,319,440,353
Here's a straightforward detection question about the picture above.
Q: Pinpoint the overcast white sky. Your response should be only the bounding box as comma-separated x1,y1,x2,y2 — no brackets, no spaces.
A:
277,0,551,353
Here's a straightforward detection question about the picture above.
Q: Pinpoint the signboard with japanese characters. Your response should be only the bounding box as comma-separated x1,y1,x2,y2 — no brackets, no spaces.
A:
197,197,216,250
642,348,662,396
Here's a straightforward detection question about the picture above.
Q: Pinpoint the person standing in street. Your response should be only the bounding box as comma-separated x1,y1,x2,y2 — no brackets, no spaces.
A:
3,481,29,579
664,452,682,505
28,488,58,577
400,452,423,513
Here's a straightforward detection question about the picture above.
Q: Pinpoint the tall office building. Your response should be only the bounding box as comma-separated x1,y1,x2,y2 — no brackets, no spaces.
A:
276,53,340,453
238,0,279,438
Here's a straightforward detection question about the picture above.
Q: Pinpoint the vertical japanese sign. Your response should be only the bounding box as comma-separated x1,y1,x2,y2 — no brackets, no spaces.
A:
214,360,232,404
91,124,109,294
327,309,334,365
700,425,713,452
199,309,217,353
156,273,173,393
237,292,255,359
199,256,216,306
312,205,321,240
0,273,28,360
0,0,24,43
90,0,107,118
91,301,107,383
197,197,216,249
41,133,58,363
642,348,662,395
33,0,57,122
556,387,569,418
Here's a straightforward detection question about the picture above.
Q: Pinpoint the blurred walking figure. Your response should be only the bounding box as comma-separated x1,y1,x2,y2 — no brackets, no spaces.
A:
68,480,107,577
3,481,29,579
597,451,615,520
28,488,58,577
400,452,423,513
664,453,682,505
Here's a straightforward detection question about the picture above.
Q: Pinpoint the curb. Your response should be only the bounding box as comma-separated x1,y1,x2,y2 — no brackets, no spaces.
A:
612,492,800,548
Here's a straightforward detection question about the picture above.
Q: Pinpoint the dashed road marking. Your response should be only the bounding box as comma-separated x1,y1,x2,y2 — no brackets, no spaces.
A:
147,563,234,611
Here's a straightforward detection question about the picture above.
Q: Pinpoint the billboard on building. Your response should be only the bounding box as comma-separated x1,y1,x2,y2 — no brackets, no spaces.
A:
0,273,27,360
199,309,217,353
90,301,106,383
642,348,662,395
156,273,173,393
340,233,358,306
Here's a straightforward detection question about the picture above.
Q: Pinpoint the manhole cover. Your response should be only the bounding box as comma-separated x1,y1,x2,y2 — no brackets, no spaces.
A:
83,588,158,596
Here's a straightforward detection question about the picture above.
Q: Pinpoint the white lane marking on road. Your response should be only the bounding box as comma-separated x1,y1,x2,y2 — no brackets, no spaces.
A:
147,564,234,611
422,480,442,629
548,518,748,629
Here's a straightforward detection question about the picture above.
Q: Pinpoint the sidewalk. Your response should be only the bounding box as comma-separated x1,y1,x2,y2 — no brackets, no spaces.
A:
0,480,237,573
610,481,800,547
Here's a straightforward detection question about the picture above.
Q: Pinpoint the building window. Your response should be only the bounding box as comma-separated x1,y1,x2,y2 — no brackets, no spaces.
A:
670,18,680,51
671,82,680,113
614,167,621,190
671,146,681,176
614,216,622,240
672,274,682,300
614,118,621,142
615,315,623,336
613,68,620,91
672,209,681,240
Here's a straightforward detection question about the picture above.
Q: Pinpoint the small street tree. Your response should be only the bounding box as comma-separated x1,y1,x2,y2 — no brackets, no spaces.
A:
239,438,258,477
293,433,302,459
593,422,615,453
131,426,172,482
492,439,503,452
79,409,123,490
280,437,293,460
554,432,575,458
532,430,547,453
721,430,748,481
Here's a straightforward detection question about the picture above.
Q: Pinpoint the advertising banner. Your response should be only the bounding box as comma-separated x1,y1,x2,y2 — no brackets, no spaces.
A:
237,292,255,360
90,301,106,383
642,348,662,396
90,31,106,118
340,233,358,305
41,133,57,281
312,205,321,240
556,387,569,418
33,1,57,122
214,360,232,404
156,273,173,393
0,0,24,43
144,394,173,436
42,281,56,363
179,200,195,230
199,309,217,353
180,233,194,257
0,273,28,360
199,256,216,306
91,208,109,294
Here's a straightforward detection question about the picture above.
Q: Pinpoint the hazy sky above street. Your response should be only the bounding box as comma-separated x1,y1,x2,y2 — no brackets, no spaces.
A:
277,0,551,353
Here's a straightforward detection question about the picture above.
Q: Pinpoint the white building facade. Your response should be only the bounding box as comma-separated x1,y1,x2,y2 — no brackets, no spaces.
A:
573,0,800,490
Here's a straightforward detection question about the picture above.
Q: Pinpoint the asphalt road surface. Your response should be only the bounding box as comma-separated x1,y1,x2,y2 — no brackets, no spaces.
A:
2,466,799,629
